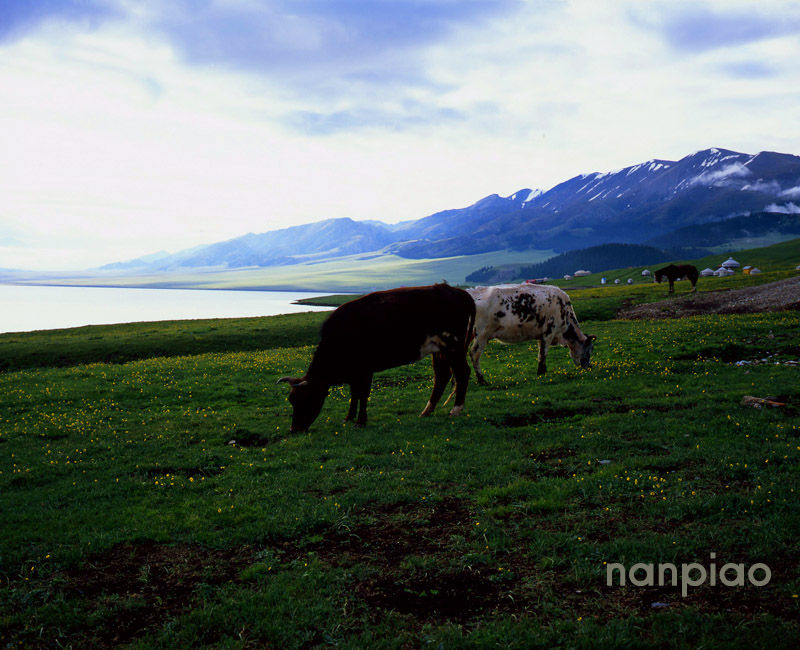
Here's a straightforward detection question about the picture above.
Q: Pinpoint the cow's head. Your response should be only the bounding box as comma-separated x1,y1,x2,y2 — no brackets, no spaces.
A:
569,334,596,369
277,377,328,433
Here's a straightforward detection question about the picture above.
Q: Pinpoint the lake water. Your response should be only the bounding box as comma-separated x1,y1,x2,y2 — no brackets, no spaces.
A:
0,284,337,334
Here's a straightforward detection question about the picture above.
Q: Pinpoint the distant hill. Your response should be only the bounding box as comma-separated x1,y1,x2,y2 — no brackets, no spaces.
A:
465,244,682,284
101,218,399,271
101,148,800,272
683,237,800,275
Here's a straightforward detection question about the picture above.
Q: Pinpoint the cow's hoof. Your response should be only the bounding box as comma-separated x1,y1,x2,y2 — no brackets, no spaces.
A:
419,402,435,417
449,405,463,416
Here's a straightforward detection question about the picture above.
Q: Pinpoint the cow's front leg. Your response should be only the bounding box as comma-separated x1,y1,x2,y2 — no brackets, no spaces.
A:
668,279,675,294
537,338,550,376
420,354,452,416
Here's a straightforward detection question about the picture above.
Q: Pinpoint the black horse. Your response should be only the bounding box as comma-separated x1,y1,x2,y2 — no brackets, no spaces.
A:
654,264,699,293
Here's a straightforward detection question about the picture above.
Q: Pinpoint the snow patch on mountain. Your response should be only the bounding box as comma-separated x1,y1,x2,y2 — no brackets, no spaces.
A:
522,189,543,203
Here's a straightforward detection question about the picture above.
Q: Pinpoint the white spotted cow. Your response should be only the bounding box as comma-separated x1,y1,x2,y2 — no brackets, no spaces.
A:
467,284,596,384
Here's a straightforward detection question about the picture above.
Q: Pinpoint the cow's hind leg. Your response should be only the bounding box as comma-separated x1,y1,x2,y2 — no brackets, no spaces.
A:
447,350,471,416
345,373,373,427
420,354,452,417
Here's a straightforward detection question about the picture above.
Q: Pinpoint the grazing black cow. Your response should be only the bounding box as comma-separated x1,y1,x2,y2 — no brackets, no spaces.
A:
654,264,699,293
277,284,476,432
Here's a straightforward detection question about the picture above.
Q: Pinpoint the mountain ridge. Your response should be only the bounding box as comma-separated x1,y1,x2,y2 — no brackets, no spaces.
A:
102,147,800,272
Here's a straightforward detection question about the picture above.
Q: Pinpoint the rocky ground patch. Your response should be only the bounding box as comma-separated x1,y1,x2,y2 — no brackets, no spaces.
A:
617,276,800,320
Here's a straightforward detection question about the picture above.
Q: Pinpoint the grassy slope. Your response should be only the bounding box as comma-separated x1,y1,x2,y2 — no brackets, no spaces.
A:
552,237,800,287
301,239,800,320
7,236,797,296
1,273,799,648
0,313,329,373
9,249,554,293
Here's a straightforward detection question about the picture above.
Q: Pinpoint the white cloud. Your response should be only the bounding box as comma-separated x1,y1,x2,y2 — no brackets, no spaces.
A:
691,162,753,186
764,202,800,214
742,180,782,193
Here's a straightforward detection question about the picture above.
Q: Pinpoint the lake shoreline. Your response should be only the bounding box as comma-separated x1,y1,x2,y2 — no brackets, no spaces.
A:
1,284,338,335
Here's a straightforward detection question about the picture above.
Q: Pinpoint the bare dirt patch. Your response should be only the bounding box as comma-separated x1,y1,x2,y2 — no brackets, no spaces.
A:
525,446,579,478
617,276,800,320
297,497,519,624
491,399,640,429
45,542,256,648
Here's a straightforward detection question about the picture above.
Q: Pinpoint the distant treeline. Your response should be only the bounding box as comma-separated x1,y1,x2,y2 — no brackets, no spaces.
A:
466,243,700,283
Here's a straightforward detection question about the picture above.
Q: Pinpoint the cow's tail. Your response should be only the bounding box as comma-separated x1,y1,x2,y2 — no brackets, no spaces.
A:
465,307,476,355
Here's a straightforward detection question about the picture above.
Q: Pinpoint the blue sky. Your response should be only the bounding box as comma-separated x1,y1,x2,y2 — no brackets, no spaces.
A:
2,0,800,269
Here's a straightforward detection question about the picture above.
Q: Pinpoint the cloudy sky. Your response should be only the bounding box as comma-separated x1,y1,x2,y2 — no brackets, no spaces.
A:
2,0,800,270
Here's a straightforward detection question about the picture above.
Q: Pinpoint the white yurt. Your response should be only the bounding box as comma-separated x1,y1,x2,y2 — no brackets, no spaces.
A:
614,278,621,284
574,270,592,277
749,267,762,275
642,269,651,276
714,267,735,277
627,278,633,284
564,274,573,281
722,257,740,269
700,268,715,277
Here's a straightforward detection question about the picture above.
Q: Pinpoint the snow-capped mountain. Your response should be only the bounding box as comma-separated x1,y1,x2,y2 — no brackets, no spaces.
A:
104,148,800,270
534,148,798,207
389,148,800,257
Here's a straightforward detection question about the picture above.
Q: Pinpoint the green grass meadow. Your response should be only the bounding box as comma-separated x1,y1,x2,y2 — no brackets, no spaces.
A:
2,271,800,648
